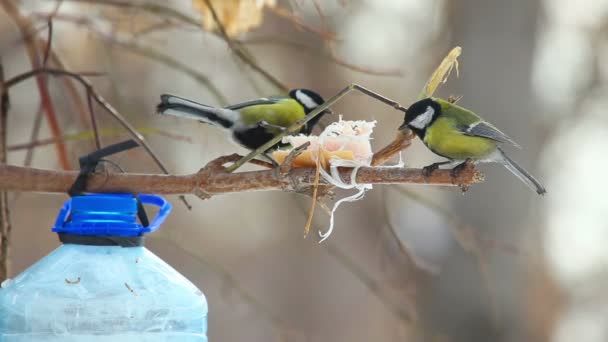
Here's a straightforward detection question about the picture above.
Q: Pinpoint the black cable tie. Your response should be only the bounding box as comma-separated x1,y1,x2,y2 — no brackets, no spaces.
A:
68,139,150,227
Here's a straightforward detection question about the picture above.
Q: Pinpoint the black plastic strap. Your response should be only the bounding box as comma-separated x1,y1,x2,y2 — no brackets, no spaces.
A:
68,139,150,227
68,139,139,197
58,233,144,247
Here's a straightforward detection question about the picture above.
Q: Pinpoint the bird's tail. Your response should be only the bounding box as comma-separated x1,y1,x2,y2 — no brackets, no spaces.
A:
157,94,237,129
497,147,546,195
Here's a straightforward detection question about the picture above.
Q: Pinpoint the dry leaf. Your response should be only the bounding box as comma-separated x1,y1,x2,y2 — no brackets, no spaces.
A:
193,0,276,37
418,46,462,99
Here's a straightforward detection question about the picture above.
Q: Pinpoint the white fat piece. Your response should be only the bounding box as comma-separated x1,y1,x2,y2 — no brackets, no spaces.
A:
409,105,435,129
295,90,319,110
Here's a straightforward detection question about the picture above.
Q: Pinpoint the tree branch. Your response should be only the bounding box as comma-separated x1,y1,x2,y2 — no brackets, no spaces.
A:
0,154,484,195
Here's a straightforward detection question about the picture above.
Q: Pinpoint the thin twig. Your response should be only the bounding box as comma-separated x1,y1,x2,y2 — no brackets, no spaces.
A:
86,88,101,149
323,243,416,324
8,127,192,152
294,198,418,325
268,5,336,41
239,37,403,76
0,61,12,280
4,68,167,173
152,236,303,340
4,66,193,208
42,20,53,67
203,0,290,92
391,186,501,325
31,12,229,106
23,104,44,167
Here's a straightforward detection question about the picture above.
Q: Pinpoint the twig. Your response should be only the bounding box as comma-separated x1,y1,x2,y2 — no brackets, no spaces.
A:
268,5,336,41
0,154,483,195
0,61,12,281
323,243,416,324
64,0,201,27
32,12,229,106
294,198,418,326
23,104,44,167
86,88,101,149
8,127,192,152
391,186,501,325
203,0,290,92
1,0,71,169
151,236,304,340
4,66,193,208
239,37,403,76
4,68,168,173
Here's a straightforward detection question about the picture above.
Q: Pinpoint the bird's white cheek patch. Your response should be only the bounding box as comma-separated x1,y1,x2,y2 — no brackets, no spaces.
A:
410,106,435,129
295,90,318,109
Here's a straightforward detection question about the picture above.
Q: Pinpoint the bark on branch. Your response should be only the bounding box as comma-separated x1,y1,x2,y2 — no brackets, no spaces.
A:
0,154,484,197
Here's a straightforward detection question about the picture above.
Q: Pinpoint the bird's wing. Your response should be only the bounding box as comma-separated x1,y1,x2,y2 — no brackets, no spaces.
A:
224,97,285,110
460,121,521,148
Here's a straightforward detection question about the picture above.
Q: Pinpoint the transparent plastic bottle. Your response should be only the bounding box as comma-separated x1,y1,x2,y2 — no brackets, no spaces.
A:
0,194,208,341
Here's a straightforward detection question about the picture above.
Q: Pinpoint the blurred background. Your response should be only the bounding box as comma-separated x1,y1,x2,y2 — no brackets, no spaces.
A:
1,0,606,341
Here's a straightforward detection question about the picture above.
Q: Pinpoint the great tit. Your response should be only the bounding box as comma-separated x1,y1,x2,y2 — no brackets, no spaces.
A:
156,89,330,152
400,98,546,195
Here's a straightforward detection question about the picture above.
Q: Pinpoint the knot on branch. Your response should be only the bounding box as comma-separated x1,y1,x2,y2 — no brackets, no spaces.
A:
449,160,484,192
195,153,243,199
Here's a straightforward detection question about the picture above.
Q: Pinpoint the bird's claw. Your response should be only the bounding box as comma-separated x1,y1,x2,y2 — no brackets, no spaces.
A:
422,163,441,177
450,159,473,178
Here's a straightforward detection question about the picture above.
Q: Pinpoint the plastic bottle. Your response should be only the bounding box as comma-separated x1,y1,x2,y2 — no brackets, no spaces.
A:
0,194,208,341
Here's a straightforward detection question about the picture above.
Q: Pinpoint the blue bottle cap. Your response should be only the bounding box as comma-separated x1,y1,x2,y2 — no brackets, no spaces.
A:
52,194,172,237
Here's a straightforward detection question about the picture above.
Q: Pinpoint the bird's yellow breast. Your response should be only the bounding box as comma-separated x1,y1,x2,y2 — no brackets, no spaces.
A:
239,99,306,128
424,117,497,160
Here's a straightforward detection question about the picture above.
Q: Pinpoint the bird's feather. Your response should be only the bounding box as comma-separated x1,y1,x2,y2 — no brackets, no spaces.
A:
495,147,546,195
225,97,283,110
157,94,239,128
462,121,521,148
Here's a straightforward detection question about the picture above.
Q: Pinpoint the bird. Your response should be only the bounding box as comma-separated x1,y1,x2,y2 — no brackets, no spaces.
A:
399,97,546,195
156,89,331,157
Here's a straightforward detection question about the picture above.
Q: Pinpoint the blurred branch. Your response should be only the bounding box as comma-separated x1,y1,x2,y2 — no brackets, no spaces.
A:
1,0,71,169
32,12,229,106
239,37,403,76
324,243,417,324
294,200,421,326
4,68,168,173
0,61,12,281
65,0,290,92
4,65,192,208
8,127,193,152
0,153,483,194
151,236,304,340
203,0,289,92
267,5,336,41
64,0,202,27
391,186,502,325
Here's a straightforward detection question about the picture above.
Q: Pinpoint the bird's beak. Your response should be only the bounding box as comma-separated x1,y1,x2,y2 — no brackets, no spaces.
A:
398,121,408,131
